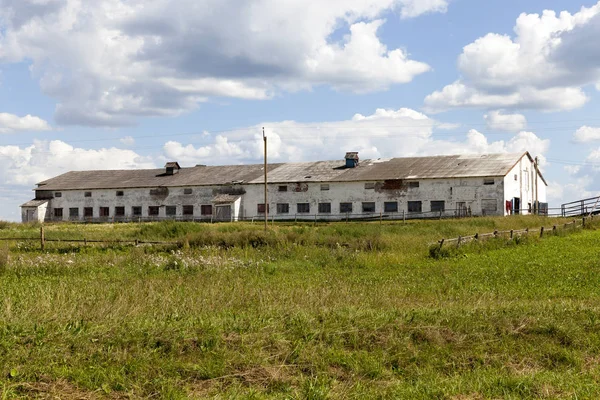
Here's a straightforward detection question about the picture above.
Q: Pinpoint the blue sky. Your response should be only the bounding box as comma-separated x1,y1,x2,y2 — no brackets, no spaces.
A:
1,0,600,220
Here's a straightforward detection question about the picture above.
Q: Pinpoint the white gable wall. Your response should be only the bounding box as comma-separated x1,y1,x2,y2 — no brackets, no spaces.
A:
503,154,547,215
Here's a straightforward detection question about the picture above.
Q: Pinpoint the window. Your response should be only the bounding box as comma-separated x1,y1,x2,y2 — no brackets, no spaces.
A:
132,206,142,216
362,202,376,213
431,201,445,212
278,185,288,192
408,182,420,188
257,204,270,214
148,206,160,216
482,199,497,214
99,207,110,217
84,192,92,197
364,182,375,190
483,178,495,186
384,202,398,213
115,206,125,217
200,205,212,216
340,202,353,213
53,208,63,218
166,206,177,216
408,201,422,213
116,191,124,196
54,192,62,198
84,207,93,217
69,208,79,218
297,203,310,213
183,188,193,195
318,203,331,213
277,203,289,214
320,184,330,191
514,174,518,181
184,205,195,216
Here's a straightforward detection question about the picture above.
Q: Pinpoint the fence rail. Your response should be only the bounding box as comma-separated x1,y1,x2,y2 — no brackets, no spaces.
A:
561,196,600,217
437,217,590,251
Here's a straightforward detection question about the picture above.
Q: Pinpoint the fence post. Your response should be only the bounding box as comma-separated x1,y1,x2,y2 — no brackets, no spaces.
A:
457,236,462,248
438,239,445,251
553,225,557,234
510,230,513,239
493,230,498,238
540,227,544,238
40,225,45,251
474,233,479,240
135,239,139,246
403,210,406,223
84,238,87,246
583,217,586,228
525,228,529,235
380,212,382,225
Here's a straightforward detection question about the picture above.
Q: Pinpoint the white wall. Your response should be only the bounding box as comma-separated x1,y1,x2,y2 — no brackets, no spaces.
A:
503,155,547,215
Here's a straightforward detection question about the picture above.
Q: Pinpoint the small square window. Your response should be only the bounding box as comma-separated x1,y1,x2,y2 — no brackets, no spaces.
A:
340,202,353,213
257,204,270,214
184,205,195,216
99,207,110,217
364,182,375,190
362,202,376,213
85,192,92,197
320,184,330,191
483,178,495,186
297,203,310,213
132,206,142,216
277,203,289,214
318,203,331,213
115,206,125,216
148,206,160,216
53,208,63,218
183,188,193,195
84,207,93,217
408,201,422,213
69,208,79,218
408,182,419,188
278,185,288,192
200,205,212,216
384,202,398,213
514,174,518,181
54,192,62,198
166,206,177,216
116,191,124,196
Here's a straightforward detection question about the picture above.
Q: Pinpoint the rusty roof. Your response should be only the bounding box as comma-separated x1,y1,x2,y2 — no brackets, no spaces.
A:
34,152,544,191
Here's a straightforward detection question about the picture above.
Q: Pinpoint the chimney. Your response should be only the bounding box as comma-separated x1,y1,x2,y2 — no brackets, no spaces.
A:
345,152,359,168
164,161,181,175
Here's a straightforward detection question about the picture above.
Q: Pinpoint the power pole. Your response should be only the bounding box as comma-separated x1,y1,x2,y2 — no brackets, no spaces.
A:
534,156,540,215
263,127,268,231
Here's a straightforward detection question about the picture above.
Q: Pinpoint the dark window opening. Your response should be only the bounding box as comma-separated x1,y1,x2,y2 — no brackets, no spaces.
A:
200,205,212,216
53,208,63,218
116,191,124,196
54,192,62,198
483,178,495,186
84,207,93,217
297,203,310,213
115,206,125,217
408,182,420,188
278,185,288,192
364,182,375,190
318,203,331,213
99,207,110,217
257,204,270,214
362,202,376,213
69,208,79,218
184,205,195,216
84,192,92,197
408,201,422,213
183,188,193,195
384,202,398,212
148,206,160,216
340,202,353,213
431,201,445,212
166,206,177,216
132,206,142,216
320,184,330,191
277,203,289,214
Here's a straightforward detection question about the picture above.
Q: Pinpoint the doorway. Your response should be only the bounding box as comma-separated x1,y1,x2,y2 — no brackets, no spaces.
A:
215,205,232,221
513,197,521,215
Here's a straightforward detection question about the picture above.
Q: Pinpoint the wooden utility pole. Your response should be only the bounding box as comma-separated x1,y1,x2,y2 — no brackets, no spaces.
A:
534,156,540,214
263,127,268,231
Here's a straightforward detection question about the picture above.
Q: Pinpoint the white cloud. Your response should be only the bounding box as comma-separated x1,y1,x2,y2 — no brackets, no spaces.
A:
0,0,441,127
120,136,135,146
484,110,527,132
398,0,448,19
564,165,581,175
573,126,600,143
0,113,51,133
425,2,600,112
0,140,155,186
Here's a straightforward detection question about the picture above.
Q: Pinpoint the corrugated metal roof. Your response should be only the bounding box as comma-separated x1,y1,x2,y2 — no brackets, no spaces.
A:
34,152,539,191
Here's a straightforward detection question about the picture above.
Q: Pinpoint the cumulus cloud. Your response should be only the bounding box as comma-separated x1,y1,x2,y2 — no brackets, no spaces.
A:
162,108,550,167
120,136,135,146
0,113,51,133
0,0,441,127
573,126,600,143
0,140,155,186
425,2,600,112
484,110,527,132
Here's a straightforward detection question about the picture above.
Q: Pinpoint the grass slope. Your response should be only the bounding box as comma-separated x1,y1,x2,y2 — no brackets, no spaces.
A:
1,217,599,399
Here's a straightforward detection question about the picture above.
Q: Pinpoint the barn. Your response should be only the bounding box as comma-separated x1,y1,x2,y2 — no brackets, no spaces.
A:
20,151,547,223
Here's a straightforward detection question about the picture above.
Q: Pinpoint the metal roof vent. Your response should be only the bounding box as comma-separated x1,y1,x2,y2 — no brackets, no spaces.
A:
345,152,359,168
165,162,181,175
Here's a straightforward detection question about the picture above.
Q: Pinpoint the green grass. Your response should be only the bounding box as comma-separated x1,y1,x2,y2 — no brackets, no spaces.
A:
1,216,600,398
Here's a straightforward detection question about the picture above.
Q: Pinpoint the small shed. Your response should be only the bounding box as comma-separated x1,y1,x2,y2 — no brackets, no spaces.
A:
20,199,49,223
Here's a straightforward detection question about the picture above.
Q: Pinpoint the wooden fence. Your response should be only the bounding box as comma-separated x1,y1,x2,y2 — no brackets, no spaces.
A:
437,217,592,251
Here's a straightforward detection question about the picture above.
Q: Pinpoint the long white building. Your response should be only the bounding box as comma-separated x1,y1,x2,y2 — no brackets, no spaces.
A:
21,152,547,223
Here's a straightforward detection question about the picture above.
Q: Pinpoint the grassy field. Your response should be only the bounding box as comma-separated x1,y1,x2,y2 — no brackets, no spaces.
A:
1,216,600,399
